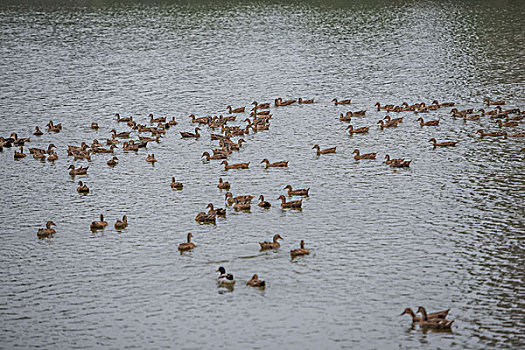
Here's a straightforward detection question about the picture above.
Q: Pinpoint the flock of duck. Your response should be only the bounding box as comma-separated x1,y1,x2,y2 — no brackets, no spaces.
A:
2,95,524,331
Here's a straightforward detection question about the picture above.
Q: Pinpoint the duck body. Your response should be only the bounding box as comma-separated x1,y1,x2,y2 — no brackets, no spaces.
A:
417,118,440,126
246,274,266,288
313,145,336,155
400,307,450,323
202,151,227,160
33,126,43,136
195,212,216,224
284,185,309,196
261,158,288,168
417,307,453,329
68,165,89,176
77,181,89,193
332,98,351,105
14,147,26,159
217,267,236,287
227,105,245,114
171,177,183,190
221,161,250,170
353,149,377,160
298,98,314,104
233,201,251,211
114,215,128,230
90,214,108,230
146,154,157,163
217,178,230,190
207,203,226,216
180,127,201,138
429,138,458,147
178,233,196,251
258,195,271,208
37,221,56,238
475,130,506,138
290,240,309,257
259,234,283,250
347,125,369,134
278,195,302,209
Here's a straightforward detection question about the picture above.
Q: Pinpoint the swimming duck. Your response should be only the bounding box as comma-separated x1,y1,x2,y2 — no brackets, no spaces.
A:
283,185,309,196
14,147,26,159
47,121,62,133
275,98,296,106
189,115,210,124
207,203,226,216
475,130,506,138
261,158,288,168
227,105,245,114
339,113,352,122
277,195,302,209
384,115,404,124
298,98,314,104
168,117,178,126
37,221,56,238
290,240,309,257
33,126,43,136
258,195,271,208
115,114,133,122
246,274,266,288
171,177,183,190
416,307,454,329
90,122,99,130
332,98,351,105
180,127,201,138
221,161,250,170
146,154,157,163
384,155,404,165
77,181,89,193
92,145,117,154
432,100,455,107
178,233,196,252
90,214,108,231
122,141,139,151
150,114,166,124
217,178,230,190
375,102,394,111
484,98,505,106
217,267,236,287
195,212,216,224
429,138,458,147
259,234,283,250
114,215,128,230
225,192,253,205
233,201,251,211
252,101,270,110
353,149,377,160
202,151,227,161
390,159,411,168
377,120,398,129
497,120,519,128
68,165,89,176
107,156,118,166
400,307,450,323
110,129,131,138
33,150,46,161
416,118,440,126
346,125,370,134
312,144,337,155
47,151,58,162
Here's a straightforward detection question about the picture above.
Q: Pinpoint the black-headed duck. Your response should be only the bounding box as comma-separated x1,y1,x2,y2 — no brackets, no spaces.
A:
283,185,309,196
114,215,128,230
259,234,283,250
277,195,302,209
353,149,377,160
217,177,230,190
258,195,271,208
217,267,235,286
90,214,107,231
246,274,266,288
261,158,288,168
37,221,56,238
178,233,196,252
290,240,309,257
312,144,336,155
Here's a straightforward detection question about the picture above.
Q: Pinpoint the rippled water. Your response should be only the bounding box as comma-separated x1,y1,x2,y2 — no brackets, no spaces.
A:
1,1,524,349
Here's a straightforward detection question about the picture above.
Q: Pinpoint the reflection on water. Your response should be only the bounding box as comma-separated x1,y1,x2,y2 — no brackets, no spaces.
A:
0,0,524,349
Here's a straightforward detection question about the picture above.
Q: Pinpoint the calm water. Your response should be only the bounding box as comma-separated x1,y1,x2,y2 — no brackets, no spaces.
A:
1,1,524,349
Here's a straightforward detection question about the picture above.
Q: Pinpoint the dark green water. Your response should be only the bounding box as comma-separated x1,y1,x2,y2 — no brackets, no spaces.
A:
0,1,524,349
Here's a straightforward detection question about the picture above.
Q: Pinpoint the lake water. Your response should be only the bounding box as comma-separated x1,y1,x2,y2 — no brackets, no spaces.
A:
0,1,524,349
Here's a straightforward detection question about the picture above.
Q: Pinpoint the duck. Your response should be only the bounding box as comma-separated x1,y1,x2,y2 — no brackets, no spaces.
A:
400,307,450,323
390,159,411,168
290,240,309,257
416,117,440,126
90,214,108,230
462,114,481,121
195,212,216,224
332,98,351,105
207,203,226,216
429,138,458,147
475,130,506,138
346,125,369,134
115,113,133,122
47,120,62,133
47,151,58,162
217,177,230,190
339,113,352,122
107,156,118,166
178,233,196,252
246,274,266,288
261,158,288,168
233,201,251,211
283,185,309,196
432,100,455,107
298,98,314,104
225,192,253,205
189,114,210,124
146,154,157,163
416,307,454,329
122,141,139,151
171,177,183,190
384,115,403,124
216,267,236,287
312,144,336,155
377,119,398,129
77,181,89,193
221,160,249,170
497,120,519,128
259,234,283,250
375,102,394,111
150,114,166,124
90,122,99,130
353,149,377,160
14,147,27,159
68,165,88,176
227,105,245,114
33,126,43,136
202,151,227,161
110,129,131,138
37,221,56,238
180,127,201,138
384,154,404,165
252,101,270,110
114,215,128,230
92,145,117,154
258,195,271,208
275,98,296,106
277,195,302,209
32,150,46,161
168,117,178,126
484,98,505,106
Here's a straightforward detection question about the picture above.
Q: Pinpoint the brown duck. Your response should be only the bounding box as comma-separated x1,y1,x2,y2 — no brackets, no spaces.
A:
347,125,369,134
416,117,440,126
353,149,377,160
277,195,302,209
37,221,56,238
259,234,283,250
283,185,309,196
217,177,230,190
90,214,108,230
261,158,288,168
312,144,336,155
290,240,309,257
429,138,458,147
68,165,88,176
178,233,196,251
332,98,351,105
77,181,89,194
171,177,183,190
221,161,250,170
258,195,271,208
180,127,201,138
246,274,266,288
400,307,450,323
114,215,128,230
